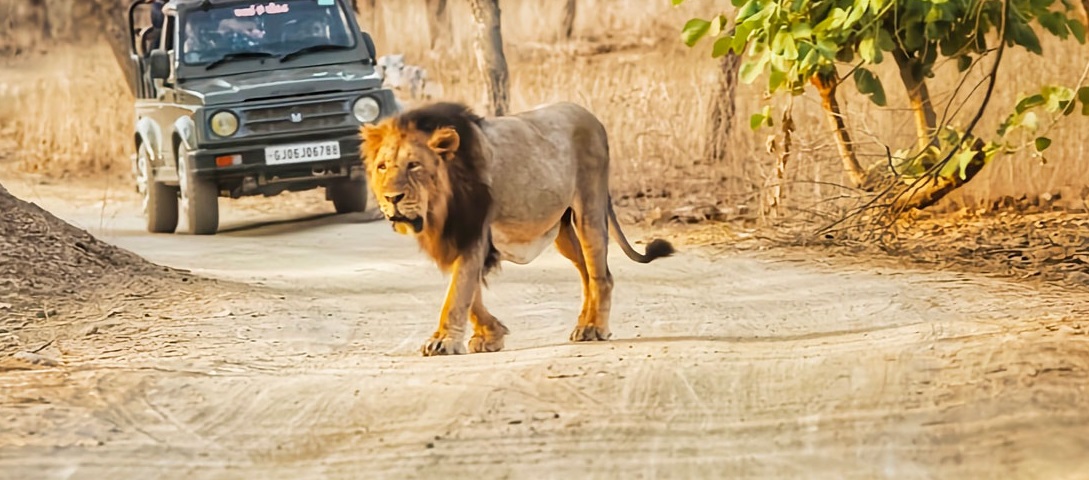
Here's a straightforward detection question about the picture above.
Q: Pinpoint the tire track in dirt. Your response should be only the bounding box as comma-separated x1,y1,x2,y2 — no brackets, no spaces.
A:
1,180,1088,479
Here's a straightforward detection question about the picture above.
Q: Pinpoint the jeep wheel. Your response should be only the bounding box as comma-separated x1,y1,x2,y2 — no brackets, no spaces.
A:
140,147,179,233
328,178,368,214
177,143,219,235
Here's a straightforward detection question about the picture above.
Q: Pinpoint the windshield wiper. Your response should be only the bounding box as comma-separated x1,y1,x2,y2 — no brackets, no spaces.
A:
279,44,352,63
205,51,276,70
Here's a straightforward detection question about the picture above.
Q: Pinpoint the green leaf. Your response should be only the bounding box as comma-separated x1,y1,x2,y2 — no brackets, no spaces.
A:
736,0,763,22
859,36,879,63
791,22,813,40
681,18,713,47
782,36,799,60
1015,94,1046,114
708,16,722,38
846,0,869,27
1043,85,1075,112
1035,136,1052,152
956,55,972,72
750,105,772,130
814,7,850,33
750,113,766,130
1038,12,1069,38
1008,22,1043,55
1077,86,1089,115
815,38,840,62
1068,17,1087,43
937,153,962,180
875,28,896,51
671,0,685,5
731,21,754,53
853,67,887,106
712,36,734,58
768,67,787,92
739,52,770,84
953,149,978,180
1078,86,1089,104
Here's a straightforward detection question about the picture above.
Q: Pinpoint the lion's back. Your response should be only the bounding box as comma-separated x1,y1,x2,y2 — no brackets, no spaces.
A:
481,102,609,226
484,102,609,170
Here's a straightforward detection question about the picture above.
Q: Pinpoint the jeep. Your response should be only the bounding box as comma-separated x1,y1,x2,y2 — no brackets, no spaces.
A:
123,0,397,235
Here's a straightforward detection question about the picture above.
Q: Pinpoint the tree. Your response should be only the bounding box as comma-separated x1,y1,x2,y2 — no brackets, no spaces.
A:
427,0,452,50
678,0,1089,213
703,46,742,165
562,0,578,39
468,0,511,116
95,0,138,94
28,0,53,40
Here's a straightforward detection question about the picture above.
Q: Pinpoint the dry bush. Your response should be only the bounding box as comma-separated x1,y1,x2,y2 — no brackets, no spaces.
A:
0,44,133,179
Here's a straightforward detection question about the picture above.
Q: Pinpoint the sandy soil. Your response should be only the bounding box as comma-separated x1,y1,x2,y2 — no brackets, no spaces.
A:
1,175,1088,480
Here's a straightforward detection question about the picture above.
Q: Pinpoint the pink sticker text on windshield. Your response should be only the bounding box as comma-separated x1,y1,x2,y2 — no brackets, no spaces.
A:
234,2,290,17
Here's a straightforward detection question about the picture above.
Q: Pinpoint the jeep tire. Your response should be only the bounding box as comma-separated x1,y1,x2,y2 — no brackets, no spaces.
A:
140,147,179,233
177,143,219,235
328,178,368,214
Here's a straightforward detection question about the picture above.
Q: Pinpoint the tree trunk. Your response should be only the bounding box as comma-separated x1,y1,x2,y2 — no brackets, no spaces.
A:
426,0,451,50
764,103,795,218
561,0,577,40
468,0,510,116
83,0,137,96
893,49,937,152
703,50,741,164
811,73,869,189
29,0,53,40
357,0,377,31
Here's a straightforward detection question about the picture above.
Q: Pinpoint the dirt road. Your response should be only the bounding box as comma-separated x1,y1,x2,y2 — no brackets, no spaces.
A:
2,177,1088,480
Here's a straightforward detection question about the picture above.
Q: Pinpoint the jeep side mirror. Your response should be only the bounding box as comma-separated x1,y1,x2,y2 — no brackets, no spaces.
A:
361,31,377,62
149,50,171,80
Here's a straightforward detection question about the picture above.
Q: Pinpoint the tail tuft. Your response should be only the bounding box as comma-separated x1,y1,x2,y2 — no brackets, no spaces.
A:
643,238,675,262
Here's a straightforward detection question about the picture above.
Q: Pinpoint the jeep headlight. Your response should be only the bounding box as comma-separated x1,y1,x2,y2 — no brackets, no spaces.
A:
210,110,239,137
353,97,381,123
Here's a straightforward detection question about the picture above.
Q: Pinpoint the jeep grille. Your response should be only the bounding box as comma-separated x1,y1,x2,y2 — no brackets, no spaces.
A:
240,99,352,136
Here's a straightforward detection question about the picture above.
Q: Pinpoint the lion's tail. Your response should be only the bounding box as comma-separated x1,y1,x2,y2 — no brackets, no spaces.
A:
606,196,675,264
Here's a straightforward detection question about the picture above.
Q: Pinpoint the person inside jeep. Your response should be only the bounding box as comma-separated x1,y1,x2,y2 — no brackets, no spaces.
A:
217,17,267,47
179,0,355,67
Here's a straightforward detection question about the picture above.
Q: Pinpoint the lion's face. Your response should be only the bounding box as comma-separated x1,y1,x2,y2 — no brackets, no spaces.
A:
360,121,460,236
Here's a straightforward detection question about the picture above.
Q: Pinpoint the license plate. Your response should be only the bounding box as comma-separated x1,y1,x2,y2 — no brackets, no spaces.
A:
264,141,341,165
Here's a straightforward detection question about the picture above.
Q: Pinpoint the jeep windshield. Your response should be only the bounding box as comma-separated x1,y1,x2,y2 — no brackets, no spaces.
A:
180,0,356,68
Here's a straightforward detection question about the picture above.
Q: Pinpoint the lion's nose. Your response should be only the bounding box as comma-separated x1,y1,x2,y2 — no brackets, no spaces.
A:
385,193,405,205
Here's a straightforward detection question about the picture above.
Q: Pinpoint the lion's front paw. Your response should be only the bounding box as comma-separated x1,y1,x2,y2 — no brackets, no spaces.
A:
420,335,467,356
570,325,611,342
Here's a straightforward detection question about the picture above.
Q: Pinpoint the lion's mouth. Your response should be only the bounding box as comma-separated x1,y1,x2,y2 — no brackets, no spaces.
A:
388,214,424,233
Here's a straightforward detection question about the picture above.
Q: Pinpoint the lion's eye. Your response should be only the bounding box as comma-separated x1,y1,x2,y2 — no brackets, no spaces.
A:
408,162,422,171
376,162,387,171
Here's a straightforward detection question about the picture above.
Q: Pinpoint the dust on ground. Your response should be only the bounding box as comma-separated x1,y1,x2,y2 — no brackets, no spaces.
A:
1,174,1088,479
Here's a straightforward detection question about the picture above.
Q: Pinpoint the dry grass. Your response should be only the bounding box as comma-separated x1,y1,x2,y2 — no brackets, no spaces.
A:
1,0,1087,218
0,47,132,179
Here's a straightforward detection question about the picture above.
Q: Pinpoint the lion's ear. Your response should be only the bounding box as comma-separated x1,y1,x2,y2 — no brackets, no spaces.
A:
360,123,388,148
360,122,389,163
427,127,460,160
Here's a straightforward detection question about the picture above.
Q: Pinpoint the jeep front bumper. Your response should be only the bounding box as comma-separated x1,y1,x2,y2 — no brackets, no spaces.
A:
185,130,366,198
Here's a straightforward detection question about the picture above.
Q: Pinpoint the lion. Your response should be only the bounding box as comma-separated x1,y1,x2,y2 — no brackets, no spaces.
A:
360,101,674,356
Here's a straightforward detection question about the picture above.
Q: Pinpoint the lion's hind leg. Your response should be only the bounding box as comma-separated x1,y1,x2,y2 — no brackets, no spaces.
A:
567,204,614,342
468,287,510,353
554,209,592,330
